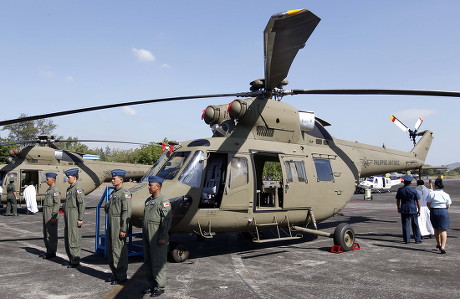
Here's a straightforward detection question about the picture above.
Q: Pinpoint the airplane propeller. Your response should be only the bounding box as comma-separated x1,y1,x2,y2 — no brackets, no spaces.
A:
390,115,424,145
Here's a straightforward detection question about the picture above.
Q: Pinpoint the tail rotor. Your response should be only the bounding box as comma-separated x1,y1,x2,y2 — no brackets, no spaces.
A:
390,115,423,145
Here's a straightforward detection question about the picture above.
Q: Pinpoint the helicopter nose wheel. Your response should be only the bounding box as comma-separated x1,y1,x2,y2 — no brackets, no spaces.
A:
333,223,355,251
168,242,190,263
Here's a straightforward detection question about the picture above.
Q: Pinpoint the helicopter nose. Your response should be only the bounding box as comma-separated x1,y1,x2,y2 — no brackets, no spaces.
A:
169,195,193,227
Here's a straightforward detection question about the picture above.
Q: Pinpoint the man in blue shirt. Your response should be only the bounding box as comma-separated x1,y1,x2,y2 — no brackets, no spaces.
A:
396,175,422,244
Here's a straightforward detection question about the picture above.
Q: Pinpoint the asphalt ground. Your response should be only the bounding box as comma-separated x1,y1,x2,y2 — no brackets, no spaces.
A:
0,180,459,299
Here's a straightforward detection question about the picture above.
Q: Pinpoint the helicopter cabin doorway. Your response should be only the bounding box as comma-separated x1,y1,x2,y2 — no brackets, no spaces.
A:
252,152,284,210
199,153,227,209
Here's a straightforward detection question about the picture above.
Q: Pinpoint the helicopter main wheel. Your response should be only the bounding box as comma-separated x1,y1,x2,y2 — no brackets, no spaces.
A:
333,223,355,251
168,242,190,263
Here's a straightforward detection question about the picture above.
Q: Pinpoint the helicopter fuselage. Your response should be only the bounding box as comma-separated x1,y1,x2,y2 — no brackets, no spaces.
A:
127,98,432,235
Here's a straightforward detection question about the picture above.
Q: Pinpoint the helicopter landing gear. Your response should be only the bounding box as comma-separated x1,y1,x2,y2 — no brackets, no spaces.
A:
168,242,190,263
333,223,355,251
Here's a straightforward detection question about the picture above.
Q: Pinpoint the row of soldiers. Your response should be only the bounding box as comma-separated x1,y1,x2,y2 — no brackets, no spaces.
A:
41,169,172,297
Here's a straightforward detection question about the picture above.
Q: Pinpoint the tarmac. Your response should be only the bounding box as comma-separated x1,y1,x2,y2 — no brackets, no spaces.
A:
0,179,459,299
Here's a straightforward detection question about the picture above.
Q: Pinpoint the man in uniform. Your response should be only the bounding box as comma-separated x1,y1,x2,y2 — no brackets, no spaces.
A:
105,169,132,285
396,175,422,244
5,177,18,216
41,172,61,259
142,176,172,297
63,168,86,268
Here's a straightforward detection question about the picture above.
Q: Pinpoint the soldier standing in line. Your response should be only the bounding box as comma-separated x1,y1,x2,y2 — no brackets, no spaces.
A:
5,177,19,216
142,176,172,297
105,169,132,285
63,168,85,268
40,172,61,259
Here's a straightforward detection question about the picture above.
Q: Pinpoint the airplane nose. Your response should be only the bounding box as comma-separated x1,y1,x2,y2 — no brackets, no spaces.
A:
169,195,193,227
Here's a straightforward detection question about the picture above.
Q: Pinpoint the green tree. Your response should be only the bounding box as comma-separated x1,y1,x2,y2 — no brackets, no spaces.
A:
133,143,163,165
0,137,15,163
2,113,56,141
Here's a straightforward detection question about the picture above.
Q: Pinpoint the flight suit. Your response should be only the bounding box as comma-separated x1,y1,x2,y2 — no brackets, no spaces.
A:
396,185,422,243
106,187,132,281
63,183,85,265
43,186,61,255
6,182,17,216
143,193,172,290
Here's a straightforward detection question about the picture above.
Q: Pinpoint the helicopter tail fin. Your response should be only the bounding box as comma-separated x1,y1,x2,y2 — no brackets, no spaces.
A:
410,130,433,162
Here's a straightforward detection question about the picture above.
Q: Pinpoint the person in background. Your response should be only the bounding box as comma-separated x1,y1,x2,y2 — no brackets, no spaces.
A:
427,178,451,254
24,183,38,214
396,175,422,244
0,180,3,208
5,177,18,216
415,179,434,239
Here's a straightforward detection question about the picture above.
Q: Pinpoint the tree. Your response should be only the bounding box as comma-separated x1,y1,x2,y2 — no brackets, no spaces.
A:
2,113,56,141
0,137,15,163
133,143,163,165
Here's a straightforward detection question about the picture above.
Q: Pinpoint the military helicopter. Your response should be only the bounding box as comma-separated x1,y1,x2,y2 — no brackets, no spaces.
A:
1,9,460,261
0,134,151,203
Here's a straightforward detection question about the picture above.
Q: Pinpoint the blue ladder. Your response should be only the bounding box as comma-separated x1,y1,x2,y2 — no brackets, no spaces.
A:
95,186,143,257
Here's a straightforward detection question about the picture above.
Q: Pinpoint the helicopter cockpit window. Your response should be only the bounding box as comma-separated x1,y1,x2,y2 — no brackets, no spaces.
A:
157,151,191,180
314,158,334,181
188,139,211,147
228,157,248,189
142,152,169,182
178,151,204,188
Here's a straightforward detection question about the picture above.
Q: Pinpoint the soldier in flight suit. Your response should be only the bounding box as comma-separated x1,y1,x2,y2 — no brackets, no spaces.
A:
5,177,19,216
63,168,86,268
105,169,132,285
41,172,61,259
142,176,172,297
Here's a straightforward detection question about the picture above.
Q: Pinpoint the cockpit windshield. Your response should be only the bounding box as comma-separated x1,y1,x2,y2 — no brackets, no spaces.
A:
141,152,170,182
156,151,191,180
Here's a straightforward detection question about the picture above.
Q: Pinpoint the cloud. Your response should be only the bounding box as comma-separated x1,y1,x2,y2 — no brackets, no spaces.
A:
65,75,75,82
132,48,155,62
122,106,137,115
161,64,173,69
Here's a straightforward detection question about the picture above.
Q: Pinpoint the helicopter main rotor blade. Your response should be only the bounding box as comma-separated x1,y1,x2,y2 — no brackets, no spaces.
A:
55,139,150,146
0,92,246,126
289,89,460,97
264,9,320,90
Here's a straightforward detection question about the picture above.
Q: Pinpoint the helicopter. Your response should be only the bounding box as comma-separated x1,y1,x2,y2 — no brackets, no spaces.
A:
1,9,460,261
0,135,151,203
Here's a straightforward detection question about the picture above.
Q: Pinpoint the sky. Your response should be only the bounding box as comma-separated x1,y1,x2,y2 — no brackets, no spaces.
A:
1,1,459,166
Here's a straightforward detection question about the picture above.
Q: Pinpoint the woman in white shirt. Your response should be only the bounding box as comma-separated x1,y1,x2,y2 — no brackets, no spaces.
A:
427,178,452,254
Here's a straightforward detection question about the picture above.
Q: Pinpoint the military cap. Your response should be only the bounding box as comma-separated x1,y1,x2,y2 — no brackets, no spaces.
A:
402,175,413,182
148,176,164,184
8,177,16,182
111,169,126,177
64,168,79,177
45,172,58,179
